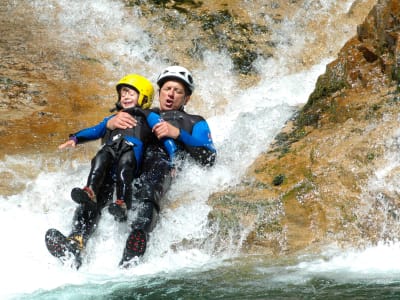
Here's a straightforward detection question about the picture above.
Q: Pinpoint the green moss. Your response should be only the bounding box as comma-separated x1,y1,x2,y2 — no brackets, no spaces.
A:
0,77,27,90
272,174,285,186
142,0,202,7
77,54,101,64
365,103,382,120
230,49,259,74
391,67,400,93
278,145,290,158
195,10,271,74
124,0,141,6
200,9,232,30
274,132,289,144
314,77,347,104
282,180,314,203
132,2,272,75
257,220,283,235
301,61,349,121
208,195,284,244
366,152,375,161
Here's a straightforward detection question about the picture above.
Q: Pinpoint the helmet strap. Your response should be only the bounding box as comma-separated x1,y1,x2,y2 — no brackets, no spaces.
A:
141,96,149,107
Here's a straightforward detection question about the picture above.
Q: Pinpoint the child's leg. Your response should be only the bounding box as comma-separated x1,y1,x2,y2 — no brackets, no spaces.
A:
86,148,114,194
71,147,114,209
116,149,136,206
108,148,137,221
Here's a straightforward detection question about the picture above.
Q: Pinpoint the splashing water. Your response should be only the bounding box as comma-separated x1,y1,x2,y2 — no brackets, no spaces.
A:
3,0,400,299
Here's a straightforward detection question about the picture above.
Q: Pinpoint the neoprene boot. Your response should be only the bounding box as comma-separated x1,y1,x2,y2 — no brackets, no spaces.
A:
45,228,83,269
119,229,147,268
71,186,97,211
108,199,128,222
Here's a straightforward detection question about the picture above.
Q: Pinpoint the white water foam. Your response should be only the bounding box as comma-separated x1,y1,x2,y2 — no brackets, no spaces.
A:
269,242,400,284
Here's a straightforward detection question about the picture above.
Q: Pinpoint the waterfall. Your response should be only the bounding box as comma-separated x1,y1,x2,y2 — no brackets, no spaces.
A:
4,0,397,299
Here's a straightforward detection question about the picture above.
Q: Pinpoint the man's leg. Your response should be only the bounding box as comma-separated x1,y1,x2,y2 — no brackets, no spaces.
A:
69,174,115,244
45,172,115,268
119,201,158,266
119,145,173,266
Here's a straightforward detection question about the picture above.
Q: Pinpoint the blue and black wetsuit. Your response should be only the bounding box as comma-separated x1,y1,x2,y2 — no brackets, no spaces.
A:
70,107,152,208
130,108,216,233
69,107,154,244
69,108,216,249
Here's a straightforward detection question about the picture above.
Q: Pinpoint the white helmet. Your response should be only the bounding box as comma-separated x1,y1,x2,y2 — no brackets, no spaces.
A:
157,66,195,95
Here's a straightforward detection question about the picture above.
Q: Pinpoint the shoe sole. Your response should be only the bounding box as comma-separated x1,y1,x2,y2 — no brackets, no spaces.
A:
119,230,147,267
71,188,97,211
45,228,82,269
108,203,128,222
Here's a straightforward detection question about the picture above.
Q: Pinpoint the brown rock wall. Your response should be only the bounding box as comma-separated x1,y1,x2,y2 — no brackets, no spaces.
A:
208,0,400,256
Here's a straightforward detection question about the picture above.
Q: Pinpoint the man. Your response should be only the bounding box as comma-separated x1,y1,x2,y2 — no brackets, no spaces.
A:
109,66,216,266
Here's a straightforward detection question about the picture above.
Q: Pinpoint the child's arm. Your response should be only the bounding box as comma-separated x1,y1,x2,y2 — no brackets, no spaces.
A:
58,115,113,149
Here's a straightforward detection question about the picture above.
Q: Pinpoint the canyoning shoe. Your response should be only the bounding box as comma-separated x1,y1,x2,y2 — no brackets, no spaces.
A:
71,187,97,211
108,199,128,222
119,229,147,268
45,228,83,269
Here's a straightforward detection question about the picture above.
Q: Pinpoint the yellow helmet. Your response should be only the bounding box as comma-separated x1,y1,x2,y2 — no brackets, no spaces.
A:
116,74,154,109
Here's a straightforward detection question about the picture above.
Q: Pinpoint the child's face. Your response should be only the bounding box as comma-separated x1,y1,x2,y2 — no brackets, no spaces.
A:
120,86,139,109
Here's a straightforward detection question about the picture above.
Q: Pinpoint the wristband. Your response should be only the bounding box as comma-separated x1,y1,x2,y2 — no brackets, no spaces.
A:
69,135,78,144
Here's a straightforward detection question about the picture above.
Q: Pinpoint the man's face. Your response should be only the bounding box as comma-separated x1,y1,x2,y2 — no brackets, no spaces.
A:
159,80,189,111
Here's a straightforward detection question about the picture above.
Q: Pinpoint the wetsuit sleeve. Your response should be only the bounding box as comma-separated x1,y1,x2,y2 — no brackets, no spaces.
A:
70,115,113,144
146,111,178,159
178,120,217,166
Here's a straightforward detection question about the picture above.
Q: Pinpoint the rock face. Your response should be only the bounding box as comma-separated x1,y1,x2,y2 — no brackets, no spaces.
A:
208,0,400,256
0,0,375,159
1,0,391,253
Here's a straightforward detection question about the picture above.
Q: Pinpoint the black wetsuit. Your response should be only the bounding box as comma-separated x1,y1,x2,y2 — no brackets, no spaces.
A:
67,107,152,244
71,107,151,207
69,108,217,249
130,109,217,233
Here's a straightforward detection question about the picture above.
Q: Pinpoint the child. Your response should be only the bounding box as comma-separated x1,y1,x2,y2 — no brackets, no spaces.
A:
59,74,155,222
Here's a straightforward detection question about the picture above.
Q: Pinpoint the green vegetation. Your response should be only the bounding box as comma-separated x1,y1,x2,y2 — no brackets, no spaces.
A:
272,174,285,186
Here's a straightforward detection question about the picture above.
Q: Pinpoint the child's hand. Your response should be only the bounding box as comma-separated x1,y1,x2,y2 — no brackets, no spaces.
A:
58,139,76,149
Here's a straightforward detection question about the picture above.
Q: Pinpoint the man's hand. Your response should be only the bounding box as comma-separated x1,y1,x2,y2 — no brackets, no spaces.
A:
107,111,137,130
152,121,180,140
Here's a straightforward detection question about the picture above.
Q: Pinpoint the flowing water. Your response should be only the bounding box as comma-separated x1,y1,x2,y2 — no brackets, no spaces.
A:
2,0,400,299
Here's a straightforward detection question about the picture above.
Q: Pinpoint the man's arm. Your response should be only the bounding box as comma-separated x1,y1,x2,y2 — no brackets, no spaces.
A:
152,121,180,140
177,120,216,166
107,111,137,130
153,119,216,166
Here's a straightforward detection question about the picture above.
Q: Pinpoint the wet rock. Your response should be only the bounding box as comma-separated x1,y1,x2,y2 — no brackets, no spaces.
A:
208,0,400,256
